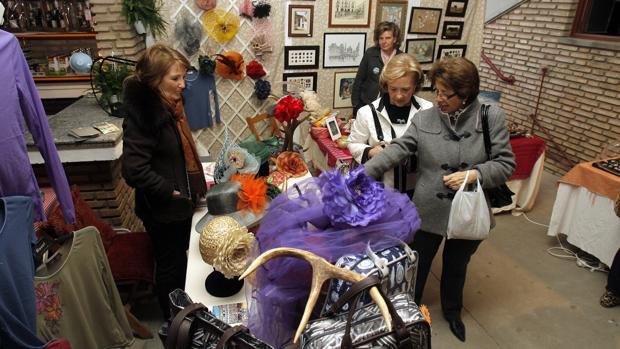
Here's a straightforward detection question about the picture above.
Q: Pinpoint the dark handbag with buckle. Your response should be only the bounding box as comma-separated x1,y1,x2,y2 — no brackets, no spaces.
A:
159,289,273,349
301,276,431,349
480,104,514,208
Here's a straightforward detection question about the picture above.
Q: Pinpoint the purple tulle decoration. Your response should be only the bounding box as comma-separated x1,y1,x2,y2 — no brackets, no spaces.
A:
318,166,385,227
247,167,421,348
255,79,271,100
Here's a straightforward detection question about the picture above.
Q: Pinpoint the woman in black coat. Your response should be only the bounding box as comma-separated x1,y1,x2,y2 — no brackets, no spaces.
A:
121,44,207,319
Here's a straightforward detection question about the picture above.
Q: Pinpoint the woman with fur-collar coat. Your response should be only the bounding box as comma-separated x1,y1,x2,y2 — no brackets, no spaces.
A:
121,45,206,319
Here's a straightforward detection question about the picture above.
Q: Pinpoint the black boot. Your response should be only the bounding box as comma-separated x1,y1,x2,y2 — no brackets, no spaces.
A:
447,317,466,342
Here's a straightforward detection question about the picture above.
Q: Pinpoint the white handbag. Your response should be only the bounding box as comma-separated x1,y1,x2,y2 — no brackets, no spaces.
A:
446,170,491,240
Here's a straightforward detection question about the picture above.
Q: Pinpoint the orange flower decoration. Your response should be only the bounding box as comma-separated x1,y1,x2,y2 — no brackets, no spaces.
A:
420,304,432,326
275,151,308,178
230,174,267,214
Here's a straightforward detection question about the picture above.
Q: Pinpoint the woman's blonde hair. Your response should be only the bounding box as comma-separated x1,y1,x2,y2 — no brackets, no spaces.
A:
379,53,424,93
133,44,191,90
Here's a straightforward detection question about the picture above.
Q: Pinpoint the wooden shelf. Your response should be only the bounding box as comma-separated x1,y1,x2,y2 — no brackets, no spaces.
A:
15,32,97,39
34,75,91,82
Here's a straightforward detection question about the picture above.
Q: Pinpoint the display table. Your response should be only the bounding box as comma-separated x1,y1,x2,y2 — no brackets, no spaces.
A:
305,128,352,172
547,160,620,267
494,136,546,214
185,207,249,309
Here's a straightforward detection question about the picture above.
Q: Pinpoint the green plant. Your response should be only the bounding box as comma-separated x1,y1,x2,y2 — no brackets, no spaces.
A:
91,60,134,114
121,0,168,38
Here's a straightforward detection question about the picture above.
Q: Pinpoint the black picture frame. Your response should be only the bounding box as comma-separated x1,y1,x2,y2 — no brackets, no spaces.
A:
441,21,464,40
282,72,318,93
284,46,320,70
421,70,432,91
436,44,468,60
408,7,442,34
446,0,468,17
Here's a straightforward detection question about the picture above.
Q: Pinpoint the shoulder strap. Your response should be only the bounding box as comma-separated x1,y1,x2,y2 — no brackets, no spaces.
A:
369,103,385,142
165,302,206,349
480,104,492,161
216,325,249,349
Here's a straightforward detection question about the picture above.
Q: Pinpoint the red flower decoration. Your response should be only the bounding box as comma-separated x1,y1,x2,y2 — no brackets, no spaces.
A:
273,95,304,124
246,60,266,80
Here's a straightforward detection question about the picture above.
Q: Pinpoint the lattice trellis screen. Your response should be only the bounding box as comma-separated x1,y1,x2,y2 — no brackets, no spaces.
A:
160,0,285,156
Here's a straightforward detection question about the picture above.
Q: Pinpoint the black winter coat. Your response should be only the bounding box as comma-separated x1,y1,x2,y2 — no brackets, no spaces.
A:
121,78,194,223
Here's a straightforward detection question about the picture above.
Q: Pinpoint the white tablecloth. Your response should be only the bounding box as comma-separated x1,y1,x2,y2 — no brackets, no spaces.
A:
493,151,545,215
547,183,620,267
185,207,249,308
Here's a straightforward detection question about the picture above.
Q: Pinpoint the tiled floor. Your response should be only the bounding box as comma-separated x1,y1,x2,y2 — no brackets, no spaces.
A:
128,171,620,348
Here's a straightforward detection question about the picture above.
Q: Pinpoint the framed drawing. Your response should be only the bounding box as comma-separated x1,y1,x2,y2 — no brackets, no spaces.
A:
408,7,442,34
446,0,468,17
323,33,366,68
376,1,407,35
421,70,432,91
282,72,318,93
441,21,464,40
288,5,313,37
325,116,342,141
284,46,320,70
436,44,467,60
405,38,436,64
333,71,356,109
329,0,371,27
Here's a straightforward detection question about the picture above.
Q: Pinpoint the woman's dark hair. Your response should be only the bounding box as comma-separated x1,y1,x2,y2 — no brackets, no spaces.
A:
374,21,402,49
428,57,479,104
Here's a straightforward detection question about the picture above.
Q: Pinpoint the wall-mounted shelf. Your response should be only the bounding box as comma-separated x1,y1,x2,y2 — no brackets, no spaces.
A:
34,75,91,82
15,32,97,39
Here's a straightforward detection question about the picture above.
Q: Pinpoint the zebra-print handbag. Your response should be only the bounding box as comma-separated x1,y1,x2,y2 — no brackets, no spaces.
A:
301,276,431,349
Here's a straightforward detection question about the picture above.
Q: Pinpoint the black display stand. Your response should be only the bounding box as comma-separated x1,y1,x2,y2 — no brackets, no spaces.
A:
205,270,244,297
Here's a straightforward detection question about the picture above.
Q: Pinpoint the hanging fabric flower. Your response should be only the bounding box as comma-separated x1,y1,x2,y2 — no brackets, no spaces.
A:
202,8,240,43
198,55,216,75
195,0,217,11
246,60,266,80
174,14,202,56
253,0,271,18
230,174,268,214
255,79,271,100
215,51,245,80
318,166,386,227
239,0,254,19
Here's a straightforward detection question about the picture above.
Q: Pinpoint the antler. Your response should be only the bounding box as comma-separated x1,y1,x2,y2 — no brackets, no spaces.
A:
239,247,392,343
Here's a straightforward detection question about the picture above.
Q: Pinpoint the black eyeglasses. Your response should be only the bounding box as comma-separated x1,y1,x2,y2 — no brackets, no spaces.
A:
433,89,458,100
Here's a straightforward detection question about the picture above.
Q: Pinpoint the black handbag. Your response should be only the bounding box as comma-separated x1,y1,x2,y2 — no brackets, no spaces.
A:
159,289,273,349
480,104,514,208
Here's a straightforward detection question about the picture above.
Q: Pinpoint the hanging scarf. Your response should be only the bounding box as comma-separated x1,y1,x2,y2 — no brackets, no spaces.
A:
165,97,208,200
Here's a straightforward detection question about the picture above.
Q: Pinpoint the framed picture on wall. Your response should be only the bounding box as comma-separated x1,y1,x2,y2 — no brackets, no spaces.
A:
284,46,320,70
323,33,366,68
421,70,432,91
436,44,467,60
375,1,407,36
329,0,372,27
288,5,313,37
408,7,442,34
446,0,468,17
333,71,356,109
282,72,318,94
405,38,436,64
441,21,464,40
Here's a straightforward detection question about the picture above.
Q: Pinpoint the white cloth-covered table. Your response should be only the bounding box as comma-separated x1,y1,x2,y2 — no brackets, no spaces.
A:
547,183,620,267
493,151,546,215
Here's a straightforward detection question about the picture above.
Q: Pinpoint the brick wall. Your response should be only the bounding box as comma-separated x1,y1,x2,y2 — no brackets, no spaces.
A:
91,0,145,59
480,0,620,175
33,160,144,232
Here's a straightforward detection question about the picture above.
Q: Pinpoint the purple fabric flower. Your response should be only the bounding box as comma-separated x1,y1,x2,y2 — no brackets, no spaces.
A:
318,166,385,227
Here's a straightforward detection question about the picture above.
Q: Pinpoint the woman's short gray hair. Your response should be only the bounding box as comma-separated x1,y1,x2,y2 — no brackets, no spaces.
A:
379,53,424,93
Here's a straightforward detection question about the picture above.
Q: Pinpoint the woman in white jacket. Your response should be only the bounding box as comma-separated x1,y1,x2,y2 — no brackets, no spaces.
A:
348,53,432,192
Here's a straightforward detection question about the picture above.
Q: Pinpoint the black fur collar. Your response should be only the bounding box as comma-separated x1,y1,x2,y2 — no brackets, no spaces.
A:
122,77,171,130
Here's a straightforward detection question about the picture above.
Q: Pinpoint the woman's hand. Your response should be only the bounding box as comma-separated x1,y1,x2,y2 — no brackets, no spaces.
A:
443,170,477,191
172,190,181,197
368,144,385,158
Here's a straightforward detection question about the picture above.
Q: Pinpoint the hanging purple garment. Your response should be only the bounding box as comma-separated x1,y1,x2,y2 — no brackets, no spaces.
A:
0,196,46,349
0,30,75,224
